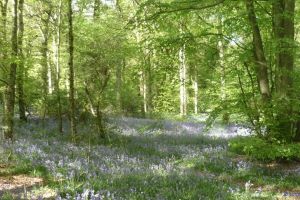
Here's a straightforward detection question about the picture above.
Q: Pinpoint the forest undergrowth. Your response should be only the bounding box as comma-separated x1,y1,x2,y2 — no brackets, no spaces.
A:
0,117,299,199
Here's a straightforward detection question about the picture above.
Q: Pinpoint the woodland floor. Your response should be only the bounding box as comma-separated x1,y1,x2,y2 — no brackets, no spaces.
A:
0,117,299,199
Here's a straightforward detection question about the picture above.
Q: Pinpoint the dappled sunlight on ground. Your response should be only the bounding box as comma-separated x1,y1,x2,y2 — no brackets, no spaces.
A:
0,173,56,199
0,117,298,199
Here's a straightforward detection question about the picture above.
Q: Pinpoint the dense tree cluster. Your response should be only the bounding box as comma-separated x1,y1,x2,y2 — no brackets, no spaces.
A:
0,0,299,143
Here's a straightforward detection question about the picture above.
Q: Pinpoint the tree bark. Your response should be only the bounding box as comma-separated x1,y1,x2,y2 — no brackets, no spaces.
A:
3,0,18,140
0,0,8,47
245,0,271,102
115,59,123,113
54,0,63,133
144,47,153,116
68,0,77,138
179,44,187,117
139,71,146,117
17,0,26,122
218,15,229,123
273,0,295,97
193,72,198,115
273,0,296,140
39,10,51,123
0,0,8,117
0,0,8,43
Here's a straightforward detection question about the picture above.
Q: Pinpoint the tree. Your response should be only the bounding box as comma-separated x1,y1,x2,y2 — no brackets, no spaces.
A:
68,0,77,139
17,0,26,122
53,0,63,133
246,0,298,141
0,0,9,112
3,0,18,140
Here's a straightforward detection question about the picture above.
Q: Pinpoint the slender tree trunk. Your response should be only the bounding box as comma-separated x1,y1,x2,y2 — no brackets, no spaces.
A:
218,21,226,102
68,0,77,138
47,58,53,94
143,47,152,116
139,71,145,117
96,104,105,138
193,72,198,115
115,59,123,113
3,0,18,140
139,53,153,116
0,0,8,46
246,0,271,102
246,0,273,137
17,0,26,122
142,70,147,114
84,81,96,116
138,40,152,117
136,34,147,116
218,16,229,123
0,0,8,119
179,44,187,117
54,0,63,133
0,0,8,52
84,83,105,138
39,12,51,123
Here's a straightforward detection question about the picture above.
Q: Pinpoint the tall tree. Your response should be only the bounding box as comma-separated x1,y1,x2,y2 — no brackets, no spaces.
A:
53,0,63,133
0,0,9,110
179,21,187,116
17,0,26,122
179,44,187,117
272,0,296,139
3,0,18,140
245,0,271,102
246,0,297,140
68,0,77,138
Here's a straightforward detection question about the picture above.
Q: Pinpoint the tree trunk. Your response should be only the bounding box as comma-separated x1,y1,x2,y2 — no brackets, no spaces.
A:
144,48,153,116
0,0,8,118
193,72,198,115
142,70,147,114
17,0,26,122
3,0,18,140
246,0,297,141
246,0,271,102
68,0,77,139
47,58,53,94
218,16,229,123
54,0,63,133
96,104,105,138
39,12,51,123
273,0,296,140
115,59,123,113
139,71,146,117
0,0,8,44
179,45,187,117
84,83,105,138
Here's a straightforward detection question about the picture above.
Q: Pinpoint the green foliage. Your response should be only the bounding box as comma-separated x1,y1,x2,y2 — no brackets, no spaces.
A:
229,137,300,161
1,192,14,200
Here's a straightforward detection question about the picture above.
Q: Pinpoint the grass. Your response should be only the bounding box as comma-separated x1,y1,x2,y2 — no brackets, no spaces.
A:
0,118,298,199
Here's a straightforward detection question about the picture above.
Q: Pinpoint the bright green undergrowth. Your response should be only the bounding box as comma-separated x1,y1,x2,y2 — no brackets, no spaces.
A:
229,136,300,161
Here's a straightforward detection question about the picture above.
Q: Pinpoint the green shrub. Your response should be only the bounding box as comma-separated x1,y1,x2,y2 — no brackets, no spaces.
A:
1,192,14,200
229,136,300,161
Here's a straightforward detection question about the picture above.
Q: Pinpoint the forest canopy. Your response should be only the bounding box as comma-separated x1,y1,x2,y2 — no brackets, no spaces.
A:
2,0,298,142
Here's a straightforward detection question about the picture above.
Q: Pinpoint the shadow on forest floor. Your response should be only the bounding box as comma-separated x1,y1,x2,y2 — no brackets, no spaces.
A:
1,117,299,199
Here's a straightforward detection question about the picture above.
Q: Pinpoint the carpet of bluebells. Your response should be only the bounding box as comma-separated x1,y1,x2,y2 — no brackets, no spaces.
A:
1,117,299,199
